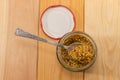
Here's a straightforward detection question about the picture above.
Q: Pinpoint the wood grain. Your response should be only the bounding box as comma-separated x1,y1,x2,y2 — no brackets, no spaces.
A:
38,0,84,80
0,0,8,79
0,0,39,80
85,0,120,80
1,0,120,80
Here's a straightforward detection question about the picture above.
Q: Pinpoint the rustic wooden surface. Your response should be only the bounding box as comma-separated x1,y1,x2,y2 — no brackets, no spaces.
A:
0,0,120,80
0,0,39,80
85,0,120,80
38,0,84,80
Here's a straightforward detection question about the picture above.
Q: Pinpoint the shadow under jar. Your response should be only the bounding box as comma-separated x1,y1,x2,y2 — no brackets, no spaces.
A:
56,31,97,72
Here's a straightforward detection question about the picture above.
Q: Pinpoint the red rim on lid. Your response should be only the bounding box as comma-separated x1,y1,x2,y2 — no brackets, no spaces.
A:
40,5,76,40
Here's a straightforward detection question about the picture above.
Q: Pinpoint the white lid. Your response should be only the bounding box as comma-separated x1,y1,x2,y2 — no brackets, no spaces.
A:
41,6,75,39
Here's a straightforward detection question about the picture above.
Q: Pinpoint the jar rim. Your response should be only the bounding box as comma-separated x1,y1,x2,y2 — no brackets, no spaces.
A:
56,31,97,72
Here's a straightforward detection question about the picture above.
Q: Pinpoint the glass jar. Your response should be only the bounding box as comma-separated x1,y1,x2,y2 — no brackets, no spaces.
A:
56,31,97,72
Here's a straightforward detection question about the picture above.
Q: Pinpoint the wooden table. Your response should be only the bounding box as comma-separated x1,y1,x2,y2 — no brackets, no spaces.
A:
0,0,120,80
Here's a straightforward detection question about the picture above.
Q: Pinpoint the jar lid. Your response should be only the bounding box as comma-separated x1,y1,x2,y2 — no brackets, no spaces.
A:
40,5,76,40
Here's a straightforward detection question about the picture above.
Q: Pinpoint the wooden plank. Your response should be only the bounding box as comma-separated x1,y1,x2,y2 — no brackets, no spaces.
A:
0,0,39,80
38,0,84,80
85,0,120,80
0,0,8,80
